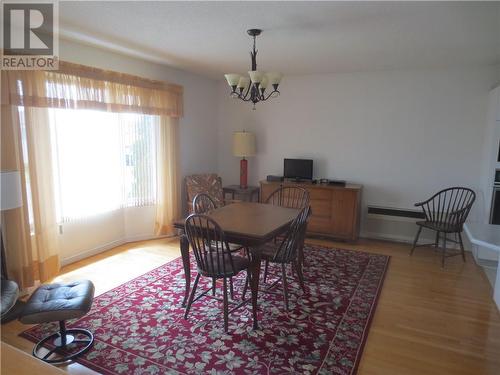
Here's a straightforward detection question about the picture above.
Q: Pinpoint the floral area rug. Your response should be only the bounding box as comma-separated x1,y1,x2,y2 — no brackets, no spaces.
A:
20,244,389,375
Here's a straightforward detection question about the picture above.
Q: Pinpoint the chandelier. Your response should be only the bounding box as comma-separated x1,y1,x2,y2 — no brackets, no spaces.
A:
224,29,283,109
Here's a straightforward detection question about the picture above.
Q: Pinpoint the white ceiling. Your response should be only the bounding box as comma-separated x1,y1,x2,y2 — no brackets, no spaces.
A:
60,1,500,79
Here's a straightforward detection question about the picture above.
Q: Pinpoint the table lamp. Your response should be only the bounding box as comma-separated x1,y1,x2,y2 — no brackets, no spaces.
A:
233,131,256,189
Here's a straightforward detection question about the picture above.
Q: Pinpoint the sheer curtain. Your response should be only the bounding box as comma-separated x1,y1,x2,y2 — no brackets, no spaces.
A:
1,63,182,288
155,116,180,236
1,104,60,288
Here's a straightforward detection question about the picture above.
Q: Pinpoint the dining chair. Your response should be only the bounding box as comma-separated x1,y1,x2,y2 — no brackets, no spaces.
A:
265,186,310,209
184,214,251,332
244,206,311,310
192,193,247,298
410,187,476,267
192,192,218,215
263,186,310,282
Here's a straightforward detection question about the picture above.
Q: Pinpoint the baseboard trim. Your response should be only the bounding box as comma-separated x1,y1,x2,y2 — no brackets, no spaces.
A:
361,231,465,251
61,234,174,266
361,231,415,244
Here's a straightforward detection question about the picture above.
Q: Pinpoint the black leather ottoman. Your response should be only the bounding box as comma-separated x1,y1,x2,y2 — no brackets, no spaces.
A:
20,280,95,364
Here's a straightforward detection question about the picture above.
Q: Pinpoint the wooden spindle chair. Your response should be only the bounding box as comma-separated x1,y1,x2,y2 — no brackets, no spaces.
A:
410,187,476,267
192,193,248,299
192,192,217,215
263,186,310,282
265,186,310,210
244,206,311,310
184,214,251,332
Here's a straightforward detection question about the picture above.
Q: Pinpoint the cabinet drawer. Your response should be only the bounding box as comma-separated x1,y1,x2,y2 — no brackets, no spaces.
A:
308,188,332,200
310,200,332,218
307,217,332,234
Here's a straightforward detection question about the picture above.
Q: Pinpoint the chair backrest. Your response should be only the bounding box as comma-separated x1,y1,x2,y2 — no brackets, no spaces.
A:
273,206,311,263
265,186,310,209
193,193,217,214
418,187,476,229
185,174,224,212
184,214,237,277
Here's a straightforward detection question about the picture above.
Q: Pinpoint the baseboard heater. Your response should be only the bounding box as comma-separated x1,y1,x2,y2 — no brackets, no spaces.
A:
367,205,425,222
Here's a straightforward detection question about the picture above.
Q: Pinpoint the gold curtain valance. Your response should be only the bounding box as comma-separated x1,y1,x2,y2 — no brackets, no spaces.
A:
1,61,183,117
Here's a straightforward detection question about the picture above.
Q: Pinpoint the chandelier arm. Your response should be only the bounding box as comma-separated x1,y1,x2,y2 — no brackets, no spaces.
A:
262,90,280,101
237,95,255,102
240,84,252,100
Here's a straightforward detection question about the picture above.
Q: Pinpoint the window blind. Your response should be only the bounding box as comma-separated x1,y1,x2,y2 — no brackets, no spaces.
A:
48,108,158,222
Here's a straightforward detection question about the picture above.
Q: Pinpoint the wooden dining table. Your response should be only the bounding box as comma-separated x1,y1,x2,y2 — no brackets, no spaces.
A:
173,202,300,329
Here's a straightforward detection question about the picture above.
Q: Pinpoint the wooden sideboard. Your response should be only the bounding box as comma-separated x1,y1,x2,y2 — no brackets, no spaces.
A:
260,180,362,241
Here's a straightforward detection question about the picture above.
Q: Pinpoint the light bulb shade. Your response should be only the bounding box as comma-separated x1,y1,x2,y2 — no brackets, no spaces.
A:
1,171,22,211
259,76,268,89
266,72,283,85
237,77,250,89
248,70,264,84
224,74,241,87
233,131,256,157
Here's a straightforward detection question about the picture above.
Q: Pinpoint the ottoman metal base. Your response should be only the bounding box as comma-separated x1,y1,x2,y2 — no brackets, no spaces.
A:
33,320,94,364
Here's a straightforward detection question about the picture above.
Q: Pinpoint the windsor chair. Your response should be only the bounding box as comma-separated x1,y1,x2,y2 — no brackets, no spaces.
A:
243,206,311,310
192,193,248,299
183,214,251,332
410,187,476,267
263,186,310,282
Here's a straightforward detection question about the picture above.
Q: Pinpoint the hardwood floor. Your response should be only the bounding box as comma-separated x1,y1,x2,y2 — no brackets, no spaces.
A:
2,237,499,374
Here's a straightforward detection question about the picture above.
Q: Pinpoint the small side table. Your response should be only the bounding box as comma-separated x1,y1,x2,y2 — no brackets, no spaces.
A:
223,185,260,202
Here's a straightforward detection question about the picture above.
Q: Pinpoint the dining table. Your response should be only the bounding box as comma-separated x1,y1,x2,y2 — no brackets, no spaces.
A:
173,202,300,330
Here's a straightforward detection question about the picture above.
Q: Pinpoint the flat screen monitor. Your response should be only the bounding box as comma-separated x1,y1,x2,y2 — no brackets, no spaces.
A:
284,159,313,181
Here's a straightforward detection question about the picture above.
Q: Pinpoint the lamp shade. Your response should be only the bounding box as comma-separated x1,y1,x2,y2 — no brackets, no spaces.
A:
1,171,22,211
233,131,256,158
224,74,241,87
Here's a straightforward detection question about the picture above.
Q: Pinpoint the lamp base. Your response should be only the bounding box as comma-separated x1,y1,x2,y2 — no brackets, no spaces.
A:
240,158,248,189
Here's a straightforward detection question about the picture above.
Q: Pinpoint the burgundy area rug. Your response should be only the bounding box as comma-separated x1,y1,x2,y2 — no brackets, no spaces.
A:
21,245,389,375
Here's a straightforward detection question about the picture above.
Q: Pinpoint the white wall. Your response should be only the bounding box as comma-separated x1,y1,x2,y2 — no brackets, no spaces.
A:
58,39,218,263
480,85,500,224
216,65,500,242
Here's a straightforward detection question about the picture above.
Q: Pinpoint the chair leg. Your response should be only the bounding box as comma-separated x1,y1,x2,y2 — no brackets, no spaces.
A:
281,263,290,311
458,232,466,262
263,260,269,283
229,278,234,300
410,226,422,255
435,231,440,249
242,273,250,300
184,274,200,319
222,278,229,333
298,244,305,268
212,277,216,296
295,260,306,293
291,262,297,278
441,234,447,268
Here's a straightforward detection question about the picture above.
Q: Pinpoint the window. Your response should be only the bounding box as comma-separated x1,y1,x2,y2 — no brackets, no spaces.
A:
48,108,159,222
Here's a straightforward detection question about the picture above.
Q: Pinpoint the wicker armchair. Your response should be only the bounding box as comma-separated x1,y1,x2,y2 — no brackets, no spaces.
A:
410,187,476,267
185,174,225,213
